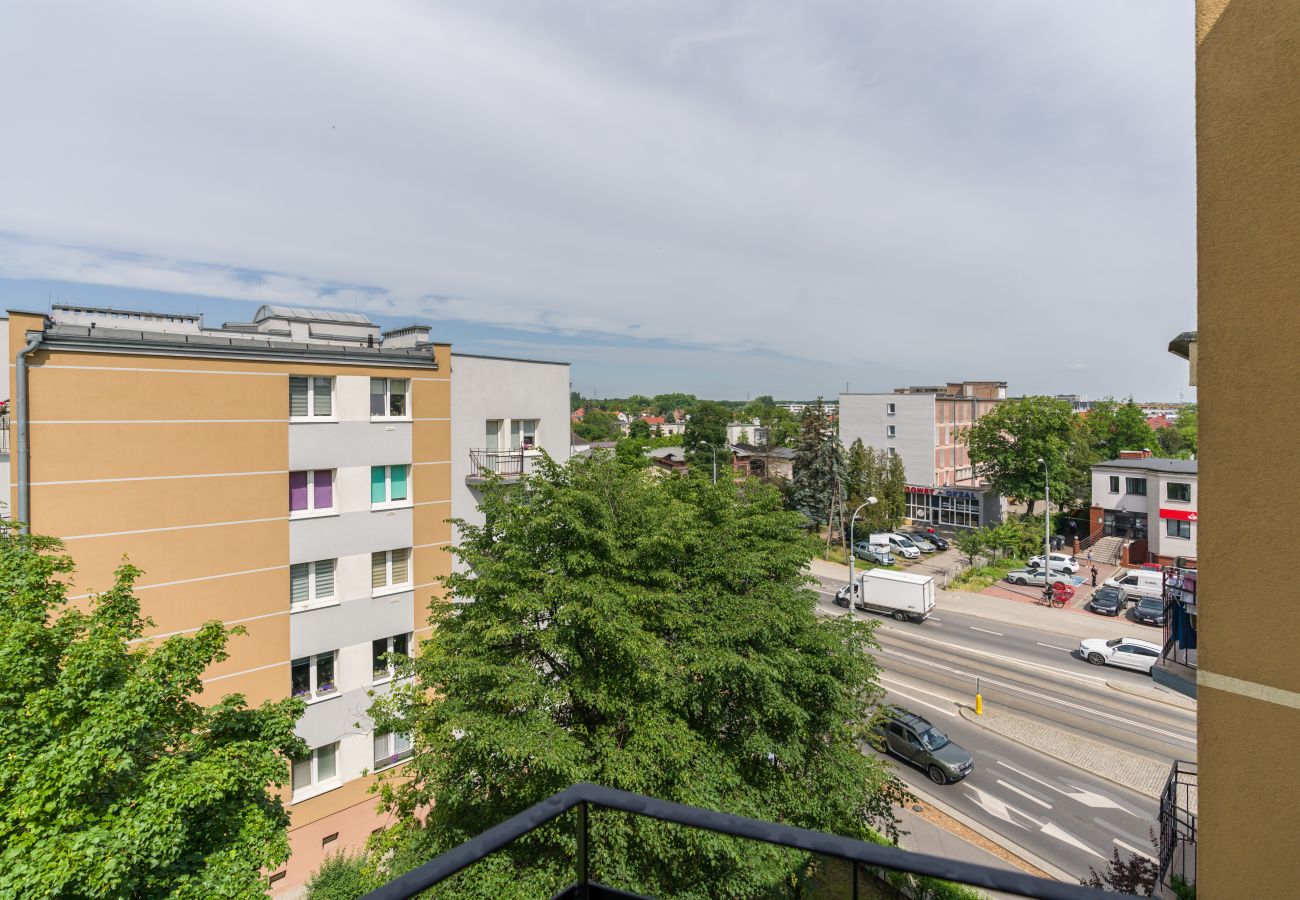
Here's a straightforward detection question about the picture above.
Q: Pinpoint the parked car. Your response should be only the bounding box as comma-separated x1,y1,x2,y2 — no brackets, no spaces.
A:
901,532,937,552
873,707,974,785
1026,552,1080,574
1131,596,1168,626
1087,585,1126,616
1076,637,1162,673
884,533,921,560
851,542,895,566
918,531,950,550
1105,568,1164,601
1005,568,1074,587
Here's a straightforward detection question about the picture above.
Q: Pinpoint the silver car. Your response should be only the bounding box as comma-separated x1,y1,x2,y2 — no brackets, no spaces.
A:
1005,568,1074,587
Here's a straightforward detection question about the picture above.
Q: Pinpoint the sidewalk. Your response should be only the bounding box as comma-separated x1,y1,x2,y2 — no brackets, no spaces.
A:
809,557,1142,642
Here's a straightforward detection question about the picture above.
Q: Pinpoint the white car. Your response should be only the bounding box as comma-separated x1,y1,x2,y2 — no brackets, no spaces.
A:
1077,637,1161,673
1027,552,1080,574
886,534,921,560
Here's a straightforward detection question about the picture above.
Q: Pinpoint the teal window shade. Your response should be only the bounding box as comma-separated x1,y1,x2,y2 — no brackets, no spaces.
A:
371,466,387,503
390,465,408,501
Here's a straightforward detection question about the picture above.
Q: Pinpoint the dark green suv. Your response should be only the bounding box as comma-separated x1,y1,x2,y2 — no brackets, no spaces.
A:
873,708,974,785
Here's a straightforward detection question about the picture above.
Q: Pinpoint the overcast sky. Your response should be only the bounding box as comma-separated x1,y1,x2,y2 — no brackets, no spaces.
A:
0,1,1196,401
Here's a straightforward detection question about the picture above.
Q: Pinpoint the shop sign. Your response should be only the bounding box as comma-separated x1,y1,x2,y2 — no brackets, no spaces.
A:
1160,509,1198,521
905,485,978,500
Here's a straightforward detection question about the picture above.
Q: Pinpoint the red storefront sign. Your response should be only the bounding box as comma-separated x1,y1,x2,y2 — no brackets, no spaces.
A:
1160,509,1198,521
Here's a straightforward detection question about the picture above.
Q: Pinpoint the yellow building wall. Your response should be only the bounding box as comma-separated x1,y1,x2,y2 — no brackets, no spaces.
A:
1196,1,1300,896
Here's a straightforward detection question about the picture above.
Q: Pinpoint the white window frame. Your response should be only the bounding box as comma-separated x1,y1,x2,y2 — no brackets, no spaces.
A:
372,632,412,683
289,375,335,420
1125,477,1148,496
372,731,413,771
291,651,339,703
1166,518,1192,539
887,425,896,438
370,378,411,420
372,548,413,597
887,402,896,416
1109,475,1120,494
292,742,340,802
1166,482,1192,502
510,418,539,451
371,465,412,510
290,469,336,519
290,559,337,612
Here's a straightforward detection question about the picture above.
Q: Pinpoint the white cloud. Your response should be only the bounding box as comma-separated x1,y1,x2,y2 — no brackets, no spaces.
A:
0,0,1195,396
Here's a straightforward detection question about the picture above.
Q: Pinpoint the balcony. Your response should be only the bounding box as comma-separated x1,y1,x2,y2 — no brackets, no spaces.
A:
467,448,535,485
0,416,8,455
1154,568,1197,698
1157,761,1197,898
360,782,1108,900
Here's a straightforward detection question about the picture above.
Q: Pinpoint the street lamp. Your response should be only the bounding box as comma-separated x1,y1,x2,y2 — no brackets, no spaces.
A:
1037,457,1051,598
707,444,718,484
847,496,879,612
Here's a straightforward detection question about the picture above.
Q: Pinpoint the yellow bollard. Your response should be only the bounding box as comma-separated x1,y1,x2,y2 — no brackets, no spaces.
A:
975,694,983,715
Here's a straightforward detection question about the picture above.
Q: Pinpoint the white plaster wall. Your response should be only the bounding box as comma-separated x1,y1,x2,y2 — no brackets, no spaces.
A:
839,392,937,487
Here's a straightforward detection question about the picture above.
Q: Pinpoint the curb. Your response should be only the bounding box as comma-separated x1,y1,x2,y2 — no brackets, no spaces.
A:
957,706,1165,799
901,780,1075,884
1106,679,1197,711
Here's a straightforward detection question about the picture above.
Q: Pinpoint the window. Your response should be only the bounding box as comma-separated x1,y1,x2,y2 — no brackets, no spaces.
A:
370,378,409,418
486,419,503,451
888,447,897,457
1125,477,1147,495
291,652,338,701
371,548,412,593
289,376,333,418
290,559,336,610
1166,519,1191,539
372,633,411,681
1109,476,1120,494
510,419,539,450
887,425,896,438
289,470,334,515
1167,482,1191,502
373,731,413,769
292,742,339,794
887,402,896,416
371,465,410,506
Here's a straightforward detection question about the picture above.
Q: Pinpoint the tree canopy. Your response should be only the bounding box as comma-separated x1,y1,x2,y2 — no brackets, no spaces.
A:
791,399,846,536
0,526,305,899
573,408,622,442
682,399,731,470
368,454,906,898
961,396,1082,514
1082,398,1158,459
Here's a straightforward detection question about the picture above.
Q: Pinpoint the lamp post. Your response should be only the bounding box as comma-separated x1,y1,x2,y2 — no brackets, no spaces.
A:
708,444,718,484
847,496,879,612
1037,457,1051,599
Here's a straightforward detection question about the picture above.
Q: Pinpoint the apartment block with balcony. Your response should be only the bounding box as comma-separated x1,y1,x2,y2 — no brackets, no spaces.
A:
6,303,453,894
839,381,1006,530
450,351,572,547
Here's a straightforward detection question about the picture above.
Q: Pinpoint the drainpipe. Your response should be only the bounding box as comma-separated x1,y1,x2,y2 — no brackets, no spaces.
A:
15,332,42,533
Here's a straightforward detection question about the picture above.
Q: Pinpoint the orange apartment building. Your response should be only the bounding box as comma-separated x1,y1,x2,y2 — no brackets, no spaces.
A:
5,304,453,891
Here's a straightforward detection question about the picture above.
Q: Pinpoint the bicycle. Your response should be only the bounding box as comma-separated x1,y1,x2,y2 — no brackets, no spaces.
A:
1036,580,1074,609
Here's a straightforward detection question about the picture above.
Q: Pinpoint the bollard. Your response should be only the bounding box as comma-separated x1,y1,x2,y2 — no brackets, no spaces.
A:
975,677,983,715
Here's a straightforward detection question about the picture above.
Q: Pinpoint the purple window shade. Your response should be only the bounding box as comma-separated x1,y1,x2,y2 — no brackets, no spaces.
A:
289,471,309,511
312,470,334,510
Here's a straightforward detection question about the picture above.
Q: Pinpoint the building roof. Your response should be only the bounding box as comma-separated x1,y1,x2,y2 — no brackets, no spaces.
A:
1093,457,1197,475
1168,331,1197,360
253,304,372,325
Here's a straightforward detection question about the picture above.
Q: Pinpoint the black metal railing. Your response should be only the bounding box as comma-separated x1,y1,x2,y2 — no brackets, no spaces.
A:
468,448,528,478
0,415,8,454
360,783,1115,900
1158,761,1197,894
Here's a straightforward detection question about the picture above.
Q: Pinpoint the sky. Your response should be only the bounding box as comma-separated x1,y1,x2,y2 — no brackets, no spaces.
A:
0,1,1196,402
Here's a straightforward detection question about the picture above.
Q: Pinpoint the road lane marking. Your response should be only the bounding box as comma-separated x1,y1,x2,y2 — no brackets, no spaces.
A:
965,786,1028,829
876,630,1111,685
881,676,963,705
880,683,958,718
996,779,1053,809
885,648,1195,744
1036,642,1073,652
929,616,942,622
970,626,1004,636
996,761,1140,814
1113,838,1157,861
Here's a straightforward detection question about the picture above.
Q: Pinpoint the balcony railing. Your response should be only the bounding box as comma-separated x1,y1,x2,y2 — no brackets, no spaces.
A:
360,782,1110,900
468,448,530,482
1158,761,1197,895
0,416,8,455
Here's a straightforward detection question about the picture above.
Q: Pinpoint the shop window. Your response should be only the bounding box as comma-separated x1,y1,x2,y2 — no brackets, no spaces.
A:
1166,519,1191,539
1167,482,1191,502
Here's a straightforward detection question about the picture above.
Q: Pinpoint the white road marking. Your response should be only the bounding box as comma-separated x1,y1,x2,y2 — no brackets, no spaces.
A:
1036,642,1073,652
929,616,942,622
880,682,958,718
996,779,1053,809
970,792,1108,859
970,626,1004,636
881,676,962,705
964,786,1027,829
878,630,1110,685
885,648,1195,744
1113,838,1157,861
996,761,1139,814
1040,821,1106,859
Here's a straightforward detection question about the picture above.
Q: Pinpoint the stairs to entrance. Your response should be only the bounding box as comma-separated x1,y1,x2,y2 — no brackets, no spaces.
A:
1086,535,1124,564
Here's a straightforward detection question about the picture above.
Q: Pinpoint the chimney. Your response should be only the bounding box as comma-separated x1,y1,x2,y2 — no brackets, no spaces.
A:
1118,448,1154,459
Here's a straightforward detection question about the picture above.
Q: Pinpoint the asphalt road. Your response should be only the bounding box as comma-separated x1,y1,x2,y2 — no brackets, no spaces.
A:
809,574,1196,881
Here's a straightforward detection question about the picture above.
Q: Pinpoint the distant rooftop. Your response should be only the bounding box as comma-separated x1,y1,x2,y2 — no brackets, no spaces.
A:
254,304,371,325
1094,457,1198,474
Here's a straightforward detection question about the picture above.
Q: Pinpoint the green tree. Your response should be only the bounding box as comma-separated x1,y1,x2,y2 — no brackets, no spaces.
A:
650,392,697,416
369,454,908,897
625,394,651,413
962,396,1080,515
953,529,987,568
306,851,376,900
0,526,306,899
879,451,908,529
682,399,731,470
792,399,847,551
1175,404,1198,456
1084,398,1158,459
627,419,652,440
1154,425,1186,457
573,409,622,442
570,391,585,412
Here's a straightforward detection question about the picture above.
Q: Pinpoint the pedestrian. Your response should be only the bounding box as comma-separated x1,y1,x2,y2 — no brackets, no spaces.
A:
1090,565,1098,588
1087,549,1093,564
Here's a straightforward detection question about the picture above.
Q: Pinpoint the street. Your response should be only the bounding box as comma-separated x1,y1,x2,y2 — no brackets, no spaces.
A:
809,573,1196,881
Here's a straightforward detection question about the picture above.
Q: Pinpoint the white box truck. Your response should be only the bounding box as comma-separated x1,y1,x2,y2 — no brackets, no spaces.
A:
840,569,936,623
1103,568,1164,601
